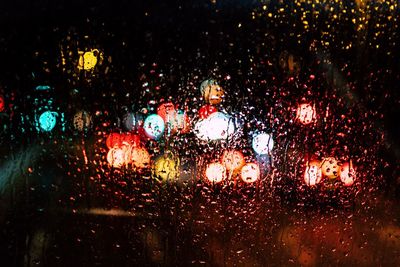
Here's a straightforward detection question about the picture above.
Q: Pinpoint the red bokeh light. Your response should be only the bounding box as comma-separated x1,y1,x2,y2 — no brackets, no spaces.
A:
198,104,217,119
106,133,123,149
106,132,140,149
0,95,5,112
157,102,176,132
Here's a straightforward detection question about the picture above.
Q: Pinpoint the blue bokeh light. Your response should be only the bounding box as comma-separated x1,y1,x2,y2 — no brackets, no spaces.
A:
38,111,57,132
144,114,165,139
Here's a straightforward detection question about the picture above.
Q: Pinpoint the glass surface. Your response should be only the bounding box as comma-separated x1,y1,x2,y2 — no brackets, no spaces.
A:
0,0,399,266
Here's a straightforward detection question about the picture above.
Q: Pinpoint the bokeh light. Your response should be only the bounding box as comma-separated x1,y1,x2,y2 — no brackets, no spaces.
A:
198,104,218,119
143,114,165,139
0,95,4,112
122,112,137,131
35,85,51,91
38,111,57,132
175,110,191,134
106,132,123,149
124,133,141,147
321,157,340,180
107,146,128,168
340,161,356,187
252,132,274,155
153,152,180,181
157,102,177,134
194,112,235,141
205,162,226,183
296,103,316,125
73,110,92,132
78,49,100,71
130,147,151,171
199,79,224,105
221,150,245,173
304,160,323,186
240,163,260,183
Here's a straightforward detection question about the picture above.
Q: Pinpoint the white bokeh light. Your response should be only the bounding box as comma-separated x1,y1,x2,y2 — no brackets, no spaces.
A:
144,114,165,139
205,162,226,183
194,112,235,141
252,132,274,155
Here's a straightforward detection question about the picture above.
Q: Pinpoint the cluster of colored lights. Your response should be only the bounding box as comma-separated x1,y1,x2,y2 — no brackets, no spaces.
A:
104,132,181,181
105,132,149,170
205,151,260,184
304,158,356,187
2,75,357,189
100,79,356,188
144,102,190,139
97,79,271,184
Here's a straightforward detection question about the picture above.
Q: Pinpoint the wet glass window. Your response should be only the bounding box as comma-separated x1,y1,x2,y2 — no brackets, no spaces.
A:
1,0,399,266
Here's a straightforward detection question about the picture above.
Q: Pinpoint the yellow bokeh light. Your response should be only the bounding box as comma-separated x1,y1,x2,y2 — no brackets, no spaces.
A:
78,49,101,71
152,152,180,182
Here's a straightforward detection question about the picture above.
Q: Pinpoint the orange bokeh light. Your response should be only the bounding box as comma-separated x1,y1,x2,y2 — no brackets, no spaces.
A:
157,102,177,133
296,103,316,125
157,102,175,120
340,161,356,186
205,162,226,183
204,85,224,105
240,163,260,183
130,147,151,170
304,160,323,186
107,146,128,168
321,157,340,179
221,150,245,173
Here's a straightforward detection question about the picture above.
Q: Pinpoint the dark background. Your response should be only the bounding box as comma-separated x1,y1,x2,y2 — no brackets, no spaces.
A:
0,0,399,266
